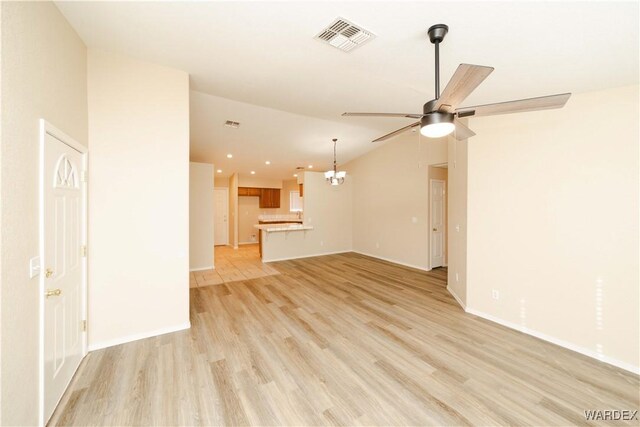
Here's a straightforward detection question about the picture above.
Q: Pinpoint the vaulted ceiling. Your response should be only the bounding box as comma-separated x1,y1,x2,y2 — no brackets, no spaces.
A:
56,1,639,179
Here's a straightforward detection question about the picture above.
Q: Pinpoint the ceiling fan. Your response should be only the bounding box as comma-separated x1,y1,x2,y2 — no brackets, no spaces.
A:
342,24,571,142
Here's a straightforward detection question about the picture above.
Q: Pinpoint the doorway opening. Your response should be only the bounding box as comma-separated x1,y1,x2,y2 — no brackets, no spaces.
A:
429,164,448,270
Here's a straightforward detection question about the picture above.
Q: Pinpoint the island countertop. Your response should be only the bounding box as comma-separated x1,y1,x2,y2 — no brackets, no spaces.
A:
254,223,313,233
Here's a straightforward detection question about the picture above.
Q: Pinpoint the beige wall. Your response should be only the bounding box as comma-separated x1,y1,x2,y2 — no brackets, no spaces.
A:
229,173,239,248
214,176,229,188
237,175,282,189
87,49,190,349
466,85,639,373
447,138,468,307
344,132,447,270
261,172,352,261
0,2,87,424
238,196,261,244
189,162,214,269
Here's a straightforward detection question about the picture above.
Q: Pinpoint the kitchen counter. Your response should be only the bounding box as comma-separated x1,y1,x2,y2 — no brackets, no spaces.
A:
254,223,313,233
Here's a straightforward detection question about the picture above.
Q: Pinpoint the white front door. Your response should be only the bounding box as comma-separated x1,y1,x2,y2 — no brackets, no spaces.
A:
430,179,446,268
214,187,229,245
41,127,86,423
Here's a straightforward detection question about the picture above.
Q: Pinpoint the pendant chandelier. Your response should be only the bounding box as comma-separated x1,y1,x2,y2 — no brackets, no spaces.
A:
324,138,346,186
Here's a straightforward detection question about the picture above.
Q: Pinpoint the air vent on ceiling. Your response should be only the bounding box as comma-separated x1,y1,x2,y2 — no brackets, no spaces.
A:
315,17,375,52
224,120,240,128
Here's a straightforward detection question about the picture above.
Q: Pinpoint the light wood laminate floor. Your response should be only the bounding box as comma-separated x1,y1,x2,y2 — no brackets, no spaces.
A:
50,252,639,426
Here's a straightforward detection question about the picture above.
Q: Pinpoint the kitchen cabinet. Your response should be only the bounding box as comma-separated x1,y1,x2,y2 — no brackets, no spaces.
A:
259,188,280,208
238,187,280,208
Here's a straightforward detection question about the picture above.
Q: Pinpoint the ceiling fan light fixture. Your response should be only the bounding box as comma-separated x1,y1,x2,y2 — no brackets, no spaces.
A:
420,112,455,138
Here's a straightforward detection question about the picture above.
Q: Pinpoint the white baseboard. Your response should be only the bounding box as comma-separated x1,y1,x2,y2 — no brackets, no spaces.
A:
190,265,214,272
88,322,191,352
263,250,351,263
239,241,258,245
466,308,639,375
351,250,430,272
446,286,466,309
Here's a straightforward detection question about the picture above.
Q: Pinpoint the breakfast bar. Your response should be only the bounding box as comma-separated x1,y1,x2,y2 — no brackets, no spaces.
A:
254,223,314,260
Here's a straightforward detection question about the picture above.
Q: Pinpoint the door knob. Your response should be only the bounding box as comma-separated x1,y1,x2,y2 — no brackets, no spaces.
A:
45,289,62,298
433,228,437,231
45,268,54,278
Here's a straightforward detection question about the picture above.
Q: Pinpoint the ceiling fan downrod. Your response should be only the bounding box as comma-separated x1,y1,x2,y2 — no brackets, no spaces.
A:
428,24,448,100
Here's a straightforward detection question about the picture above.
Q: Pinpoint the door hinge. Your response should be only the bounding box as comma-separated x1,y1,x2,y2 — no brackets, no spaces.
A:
81,170,88,183
82,320,87,332
81,245,87,258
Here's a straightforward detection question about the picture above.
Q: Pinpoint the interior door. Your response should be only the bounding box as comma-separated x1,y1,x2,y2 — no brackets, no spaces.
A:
430,179,446,268
214,187,229,245
42,131,85,422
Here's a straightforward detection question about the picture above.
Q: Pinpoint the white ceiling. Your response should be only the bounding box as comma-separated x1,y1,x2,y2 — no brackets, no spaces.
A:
56,1,639,179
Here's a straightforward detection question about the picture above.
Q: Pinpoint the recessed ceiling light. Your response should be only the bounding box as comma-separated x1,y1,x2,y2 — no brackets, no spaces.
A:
293,174,298,177
250,171,256,175
226,154,233,158
308,165,313,169
265,161,271,165
216,169,222,173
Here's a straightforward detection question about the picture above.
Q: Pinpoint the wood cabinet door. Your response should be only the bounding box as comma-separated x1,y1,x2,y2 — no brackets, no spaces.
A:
248,187,261,197
271,189,281,208
259,188,270,208
238,187,249,196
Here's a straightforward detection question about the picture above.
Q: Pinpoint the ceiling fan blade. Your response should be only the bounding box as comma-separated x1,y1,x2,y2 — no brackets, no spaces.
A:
342,112,425,119
435,64,494,113
453,119,475,140
456,93,571,118
372,122,420,143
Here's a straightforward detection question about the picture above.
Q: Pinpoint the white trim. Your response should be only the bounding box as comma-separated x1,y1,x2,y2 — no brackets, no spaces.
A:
88,322,191,352
214,187,229,246
190,266,214,272
351,250,430,272
39,120,88,426
239,241,259,245
263,250,351,263
466,307,640,375
446,286,466,309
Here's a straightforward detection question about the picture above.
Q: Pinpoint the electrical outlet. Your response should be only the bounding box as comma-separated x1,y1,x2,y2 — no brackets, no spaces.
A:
455,272,459,282
320,240,324,246
375,242,380,249
411,217,418,224
492,289,500,300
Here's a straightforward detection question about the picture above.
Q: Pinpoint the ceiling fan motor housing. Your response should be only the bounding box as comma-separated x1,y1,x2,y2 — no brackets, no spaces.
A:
421,111,454,129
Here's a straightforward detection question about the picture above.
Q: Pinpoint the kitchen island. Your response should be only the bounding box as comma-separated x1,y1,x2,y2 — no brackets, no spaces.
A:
255,223,314,260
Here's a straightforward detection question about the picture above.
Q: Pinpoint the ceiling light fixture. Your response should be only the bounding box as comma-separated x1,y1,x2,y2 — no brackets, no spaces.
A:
420,111,455,138
293,174,298,177
265,161,271,165
226,154,233,158
324,138,346,186
250,171,256,175
308,165,313,169
217,169,222,173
